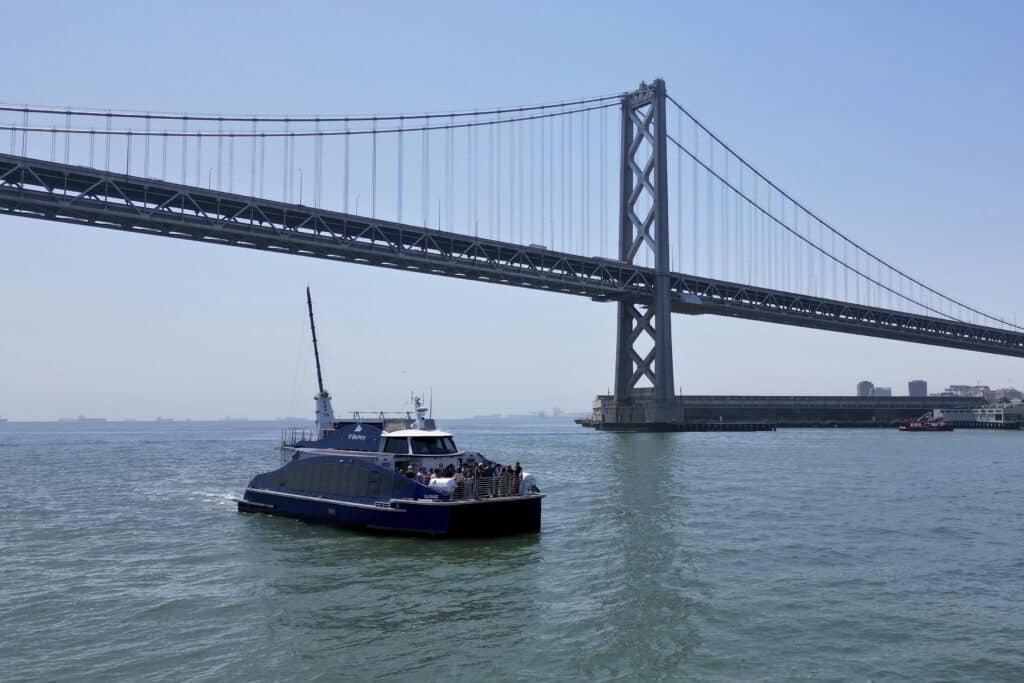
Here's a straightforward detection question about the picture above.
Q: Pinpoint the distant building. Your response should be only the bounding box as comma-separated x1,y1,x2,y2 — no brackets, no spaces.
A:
908,380,927,397
935,402,1024,425
857,381,875,397
552,406,562,417
988,387,1024,402
943,384,990,398
874,387,892,397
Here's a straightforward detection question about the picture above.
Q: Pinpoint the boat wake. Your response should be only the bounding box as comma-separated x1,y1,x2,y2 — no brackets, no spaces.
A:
189,490,239,508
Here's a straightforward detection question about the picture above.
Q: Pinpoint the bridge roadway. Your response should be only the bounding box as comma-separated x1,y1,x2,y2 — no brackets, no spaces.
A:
2,152,1023,358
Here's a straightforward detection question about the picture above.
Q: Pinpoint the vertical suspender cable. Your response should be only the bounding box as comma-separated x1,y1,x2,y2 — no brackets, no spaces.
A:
315,118,323,208
250,119,257,197
143,116,150,177
845,237,852,306
723,154,729,279
343,120,350,213
568,111,573,253
217,119,223,190
831,226,836,300
693,124,698,274
228,132,234,194
752,176,758,285
742,167,748,285
676,110,682,272
508,118,514,240
496,112,502,240
529,115,535,245
282,119,289,202
450,114,456,230
471,116,477,237
488,117,493,236
424,116,430,226
519,116,525,246
601,105,607,258
855,249,860,305
181,117,188,185
259,133,266,199
540,112,546,247
584,109,589,255
560,108,566,252
21,109,28,158
708,137,714,278
397,117,404,222
289,131,296,204
371,118,377,217
64,110,72,167
104,111,111,171
445,116,451,229
549,113,554,251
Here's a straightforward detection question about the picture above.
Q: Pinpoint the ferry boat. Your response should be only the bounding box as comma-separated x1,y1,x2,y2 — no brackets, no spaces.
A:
236,288,543,537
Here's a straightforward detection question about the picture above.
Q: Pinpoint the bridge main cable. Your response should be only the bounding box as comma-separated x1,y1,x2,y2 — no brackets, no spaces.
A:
0,94,621,124
666,92,1023,332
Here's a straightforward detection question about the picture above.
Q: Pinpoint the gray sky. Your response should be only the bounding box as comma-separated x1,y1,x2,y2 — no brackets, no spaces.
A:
2,1,1023,420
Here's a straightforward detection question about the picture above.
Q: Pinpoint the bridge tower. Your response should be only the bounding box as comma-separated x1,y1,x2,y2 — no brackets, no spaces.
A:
611,79,680,425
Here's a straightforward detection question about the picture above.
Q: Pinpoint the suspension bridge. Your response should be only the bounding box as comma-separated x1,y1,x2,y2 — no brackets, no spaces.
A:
1,79,1021,427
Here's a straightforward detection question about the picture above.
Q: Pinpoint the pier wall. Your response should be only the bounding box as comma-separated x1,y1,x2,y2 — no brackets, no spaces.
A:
588,393,988,430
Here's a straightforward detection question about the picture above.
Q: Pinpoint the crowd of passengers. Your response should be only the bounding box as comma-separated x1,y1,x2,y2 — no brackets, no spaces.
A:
398,460,523,486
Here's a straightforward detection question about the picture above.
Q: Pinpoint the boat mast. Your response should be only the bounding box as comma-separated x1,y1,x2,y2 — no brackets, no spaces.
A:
307,286,325,395
306,287,335,437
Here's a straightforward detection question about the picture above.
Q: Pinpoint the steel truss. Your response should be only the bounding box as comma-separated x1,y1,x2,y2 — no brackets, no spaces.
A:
1,152,1023,359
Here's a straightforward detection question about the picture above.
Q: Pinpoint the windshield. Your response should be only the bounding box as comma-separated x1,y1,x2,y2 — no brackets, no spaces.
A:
410,437,458,455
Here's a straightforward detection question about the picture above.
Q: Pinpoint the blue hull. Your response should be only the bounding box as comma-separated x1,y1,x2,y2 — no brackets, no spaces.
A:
238,488,542,537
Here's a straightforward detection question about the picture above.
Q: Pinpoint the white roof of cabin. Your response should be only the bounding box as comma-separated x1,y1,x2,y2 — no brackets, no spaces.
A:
384,429,454,438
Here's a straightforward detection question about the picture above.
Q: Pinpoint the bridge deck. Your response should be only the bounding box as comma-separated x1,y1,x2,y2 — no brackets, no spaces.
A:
2,152,1022,358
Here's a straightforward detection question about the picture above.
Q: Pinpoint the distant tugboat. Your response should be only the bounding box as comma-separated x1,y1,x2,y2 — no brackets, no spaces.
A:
236,288,543,537
898,413,954,432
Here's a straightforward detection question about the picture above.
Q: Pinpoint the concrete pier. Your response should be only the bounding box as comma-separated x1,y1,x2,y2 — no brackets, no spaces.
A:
585,391,988,431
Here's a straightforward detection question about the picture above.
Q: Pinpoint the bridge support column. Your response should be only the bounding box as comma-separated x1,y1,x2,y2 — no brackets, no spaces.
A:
612,79,679,425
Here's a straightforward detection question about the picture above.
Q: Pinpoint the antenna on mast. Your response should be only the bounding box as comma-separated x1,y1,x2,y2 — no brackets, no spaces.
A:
307,286,325,395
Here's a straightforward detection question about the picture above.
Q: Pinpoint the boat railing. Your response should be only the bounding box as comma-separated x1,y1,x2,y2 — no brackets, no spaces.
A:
281,427,314,446
350,410,414,421
450,474,523,501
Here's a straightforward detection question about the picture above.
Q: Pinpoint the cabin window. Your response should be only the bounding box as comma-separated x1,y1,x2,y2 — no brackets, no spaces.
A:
382,437,410,454
410,437,458,455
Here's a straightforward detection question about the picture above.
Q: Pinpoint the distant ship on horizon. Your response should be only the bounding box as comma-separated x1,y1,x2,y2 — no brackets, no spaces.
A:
0,416,7,423
57,416,107,423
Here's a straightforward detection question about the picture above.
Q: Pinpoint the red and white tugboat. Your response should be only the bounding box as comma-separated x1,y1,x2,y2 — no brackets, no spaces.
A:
898,413,954,432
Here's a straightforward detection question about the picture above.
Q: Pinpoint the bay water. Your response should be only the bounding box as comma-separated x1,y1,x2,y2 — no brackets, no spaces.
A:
2,420,1022,681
